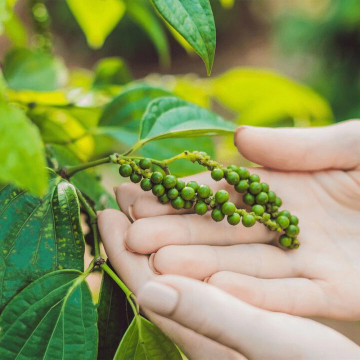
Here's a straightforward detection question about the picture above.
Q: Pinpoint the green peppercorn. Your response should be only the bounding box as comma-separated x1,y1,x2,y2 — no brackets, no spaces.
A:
286,225,299,237
227,164,238,171
227,212,241,225
181,187,195,201
119,164,133,177
195,201,208,215
268,191,276,203
261,183,269,193
197,185,211,198
249,182,262,195
167,188,179,200
184,200,194,209
151,172,163,184
255,192,269,205
171,196,185,209
187,181,199,191
226,171,240,185
249,174,260,183
176,180,185,191
277,215,290,229
158,194,169,204
279,210,291,218
237,167,250,179
279,235,292,247
215,190,229,204
274,197,282,207
140,178,152,191
211,168,224,181
130,173,142,183
163,175,177,189
221,201,236,216
252,204,265,216
243,193,255,205
211,208,225,222
152,184,165,197
235,180,249,193
242,214,256,227
291,239,300,249
290,215,299,225
139,158,152,170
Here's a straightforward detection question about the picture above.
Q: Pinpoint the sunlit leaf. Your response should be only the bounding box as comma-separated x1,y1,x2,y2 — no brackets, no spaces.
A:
212,68,334,126
151,0,216,74
0,270,97,359
0,102,47,195
66,0,126,48
6,89,69,106
0,170,84,312
114,316,182,360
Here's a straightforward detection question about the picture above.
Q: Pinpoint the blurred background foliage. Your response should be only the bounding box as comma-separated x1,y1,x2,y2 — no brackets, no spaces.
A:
1,0,357,189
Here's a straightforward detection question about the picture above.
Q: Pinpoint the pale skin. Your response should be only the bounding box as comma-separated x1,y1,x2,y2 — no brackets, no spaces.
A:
98,120,360,359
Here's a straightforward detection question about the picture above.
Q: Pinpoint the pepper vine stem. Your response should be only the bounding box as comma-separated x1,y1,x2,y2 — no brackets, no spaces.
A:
62,156,111,178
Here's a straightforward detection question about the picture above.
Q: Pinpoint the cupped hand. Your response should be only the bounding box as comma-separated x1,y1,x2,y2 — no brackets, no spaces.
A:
98,210,360,360
114,120,360,320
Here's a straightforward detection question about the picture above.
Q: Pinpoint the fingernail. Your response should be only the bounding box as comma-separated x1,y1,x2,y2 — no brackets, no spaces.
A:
234,126,249,147
128,205,137,221
137,281,179,316
149,253,161,275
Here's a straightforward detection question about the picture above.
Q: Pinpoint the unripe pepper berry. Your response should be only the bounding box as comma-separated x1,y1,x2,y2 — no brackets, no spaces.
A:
290,215,299,225
197,184,211,198
242,214,256,227
187,181,199,191
152,184,165,197
221,201,236,216
226,171,240,185
181,187,195,201
158,194,169,204
167,188,179,200
237,167,250,179
279,235,292,247
268,191,276,203
163,175,177,189
176,180,185,191
227,165,238,172
130,173,142,183
211,168,224,181
279,210,291,218
215,190,229,204
211,208,225,222
286,225,300,237
140,178,152,191
227,212,241,225
184,200,194,209
274,197,282,207
235,180,249,193
151,172,163,184
249,182,262,195
171,196,185,209
255,192,268,205
252,204,265,216
249,174,260,183
195,201,208,215
277,215,290,229
139,158,152,169
243,193,255,205
119,164,132,177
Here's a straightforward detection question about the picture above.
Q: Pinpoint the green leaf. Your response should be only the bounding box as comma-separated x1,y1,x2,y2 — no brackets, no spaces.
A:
212,68,334,126
66,0,126,48
46,144,118,210
97,263,133,360
0,170,84,312
0,270,98,359
127,0,170,67
0,102,48,195
139,96,236,143
151,0,216,75
3,48,66,91
114,316,182,360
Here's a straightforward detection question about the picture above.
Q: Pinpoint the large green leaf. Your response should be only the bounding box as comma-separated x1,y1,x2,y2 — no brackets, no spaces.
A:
114,316,182,360
97,263,133,360
211,68,334,126
151,0,216,74
3,48,66,91
139,96,236,143
66,0,126,48
0,270,98,359
0,170,84,312
0,102,48,195
46,145,118,210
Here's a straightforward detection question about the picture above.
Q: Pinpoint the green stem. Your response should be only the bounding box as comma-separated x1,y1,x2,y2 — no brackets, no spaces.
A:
76,189,100,258
121,139,147,156
101,262,139,317
63,156,111,177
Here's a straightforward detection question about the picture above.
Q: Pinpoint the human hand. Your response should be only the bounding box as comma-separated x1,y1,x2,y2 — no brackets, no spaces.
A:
114,120,360,320
98,210,360,360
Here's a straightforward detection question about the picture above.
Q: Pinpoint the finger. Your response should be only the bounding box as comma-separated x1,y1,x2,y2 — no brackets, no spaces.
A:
151,244,296,280
138,276,360,359
207,271,333,318
115,171,249,220
125,214,276,254
234,120,360,171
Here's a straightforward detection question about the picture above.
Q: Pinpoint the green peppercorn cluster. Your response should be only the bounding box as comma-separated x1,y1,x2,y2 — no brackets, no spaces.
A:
115,151,300,250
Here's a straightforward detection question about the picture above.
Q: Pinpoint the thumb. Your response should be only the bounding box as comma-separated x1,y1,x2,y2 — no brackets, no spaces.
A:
137,275,360,360
234,120,360,171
